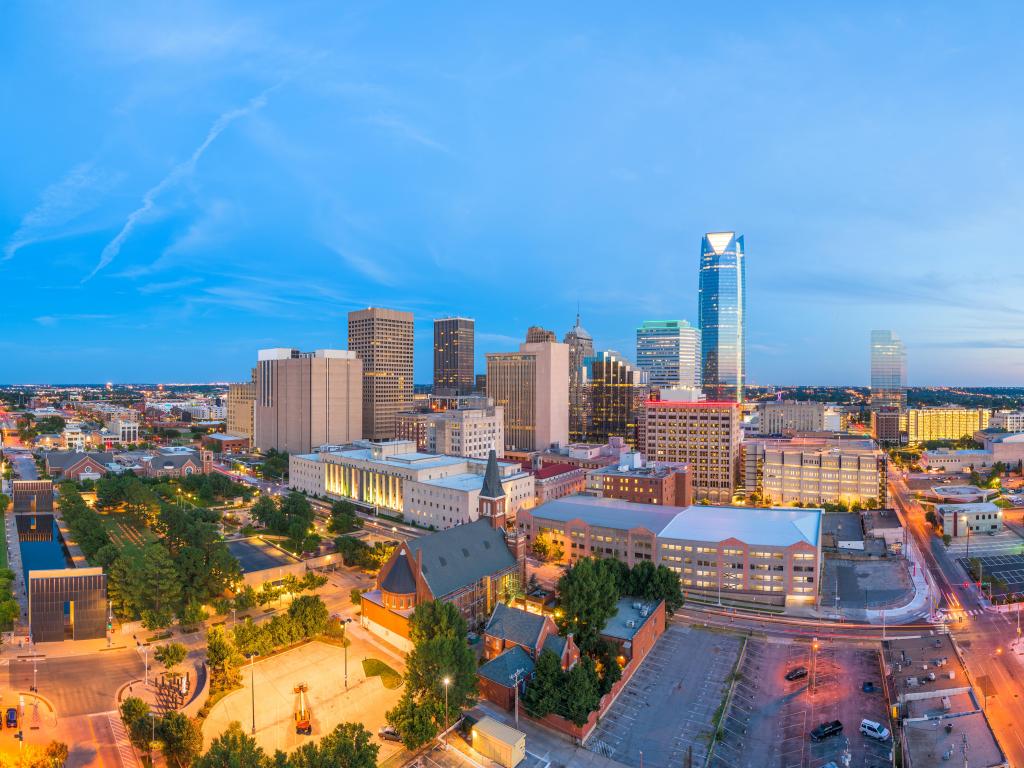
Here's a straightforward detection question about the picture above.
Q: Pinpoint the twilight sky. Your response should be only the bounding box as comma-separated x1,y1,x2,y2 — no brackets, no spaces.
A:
2,2,1023,386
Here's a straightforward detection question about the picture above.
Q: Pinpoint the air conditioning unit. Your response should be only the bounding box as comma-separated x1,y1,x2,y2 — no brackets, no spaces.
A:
942,696,952,711
626,619,637,628
947,671,956,680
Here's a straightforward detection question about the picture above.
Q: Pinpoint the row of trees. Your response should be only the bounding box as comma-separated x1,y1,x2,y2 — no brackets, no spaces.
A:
260,448,289,480
385,601,477,749
334,536,395,571
556,557,683,653
197,721,378,768
522,651,605,725
121,697,203,767
210,571,326,617
251,492,318,553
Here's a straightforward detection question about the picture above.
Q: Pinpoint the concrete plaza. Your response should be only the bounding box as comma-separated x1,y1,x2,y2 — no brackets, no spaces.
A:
202,637,406,761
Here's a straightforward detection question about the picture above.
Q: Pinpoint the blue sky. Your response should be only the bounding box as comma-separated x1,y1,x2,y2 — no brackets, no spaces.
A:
2,2,1022,385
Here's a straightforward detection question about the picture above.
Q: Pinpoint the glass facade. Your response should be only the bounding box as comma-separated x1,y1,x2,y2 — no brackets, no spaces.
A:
635,320,701,389
433,317,475,395
870,330,907,410
699,232,746,402
564,314,595,442
583,351,648,446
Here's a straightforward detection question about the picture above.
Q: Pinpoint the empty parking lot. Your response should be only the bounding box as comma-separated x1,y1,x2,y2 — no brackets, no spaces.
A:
587,625,742,768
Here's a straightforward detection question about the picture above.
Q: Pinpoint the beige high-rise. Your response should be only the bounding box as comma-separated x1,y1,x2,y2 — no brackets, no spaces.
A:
227,374,256,440
348,308,414,440
486,339,569,452
254,349,362,454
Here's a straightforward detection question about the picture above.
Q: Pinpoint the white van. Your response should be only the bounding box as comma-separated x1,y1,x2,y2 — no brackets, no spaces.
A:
859,719,890,742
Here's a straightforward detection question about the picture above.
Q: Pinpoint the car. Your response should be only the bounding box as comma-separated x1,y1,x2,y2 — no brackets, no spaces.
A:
862,681,876,693
785,666,809,681
810,720,843,742
4,709,16,729
860,718,891,741
378,725,402,742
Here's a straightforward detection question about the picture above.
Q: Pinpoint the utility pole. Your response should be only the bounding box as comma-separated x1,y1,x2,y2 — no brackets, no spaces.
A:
511,668,525,728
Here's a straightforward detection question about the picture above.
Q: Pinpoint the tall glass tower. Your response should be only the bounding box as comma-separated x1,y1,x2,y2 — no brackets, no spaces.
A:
699,232,746,402
636,320,701,389
870,330,907,410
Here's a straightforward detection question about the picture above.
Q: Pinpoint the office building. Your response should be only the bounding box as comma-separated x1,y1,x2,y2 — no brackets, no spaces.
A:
348,307,414,440
938,502,1002,539
227,378,256,441
254,348,362,454
486,337,569,452
745,438,887,507
433,317,475,396
523,460,588,504
699,232,746,403
583,350,648,446
871,408,903,444
289,440,534,523
525,326,556,343
905,407,990,444
636,320,701,389
396,398,505,459
870,330,907,410
756,400,827,435
564,313,595,442
991,411,1024,432
639,400,741,503
518,496,821,606
590,460,694,507
475,373,487,393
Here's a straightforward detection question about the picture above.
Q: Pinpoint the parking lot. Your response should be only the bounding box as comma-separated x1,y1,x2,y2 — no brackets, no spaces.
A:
710,639,891,768
956,553,1024,597
587,625,742,768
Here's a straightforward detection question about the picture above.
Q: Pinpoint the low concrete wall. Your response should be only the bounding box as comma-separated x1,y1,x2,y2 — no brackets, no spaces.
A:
180,660,210,719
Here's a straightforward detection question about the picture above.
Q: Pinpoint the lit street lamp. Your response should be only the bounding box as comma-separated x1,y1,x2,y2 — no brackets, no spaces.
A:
247,652,259,734
340,618,353,688
442,676,451,748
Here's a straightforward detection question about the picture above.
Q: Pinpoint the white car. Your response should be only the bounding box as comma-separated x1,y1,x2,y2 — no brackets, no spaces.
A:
860,718,890,742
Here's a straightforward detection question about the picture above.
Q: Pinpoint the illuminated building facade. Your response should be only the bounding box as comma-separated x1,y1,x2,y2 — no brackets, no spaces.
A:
905,407,990,444
699,232,746,403
564,313,595,442
433,317,475,396
348,307,414,440
582,350,648,446
869,330,907,410
636,320,701,389
486,337,569,452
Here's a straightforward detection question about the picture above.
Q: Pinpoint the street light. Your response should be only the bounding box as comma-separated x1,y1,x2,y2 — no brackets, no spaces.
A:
442,676,451,748
341,618,353,688
961,516,972,561
248,652,259,734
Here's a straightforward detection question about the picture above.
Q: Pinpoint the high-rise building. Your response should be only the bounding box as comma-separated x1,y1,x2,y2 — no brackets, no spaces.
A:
870,330,907,410
905,407,990,444
348,307,414,440
639,400,741,503
227,375,256,441
525,326,557,343
583,351,648,446
636,320,701,389
564,313,595,442
254,348,363,454
433,317,475,396
699,232,746,403
396,398,505,459
486,338,569,452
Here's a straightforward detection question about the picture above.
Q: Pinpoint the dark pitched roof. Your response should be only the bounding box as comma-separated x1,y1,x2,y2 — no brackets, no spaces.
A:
406,519,516,599
485,603,546,651
45,451,113,470
542,634,567,660
477,645,535,687
148,453,199,470
481,449,504,500
380,555,417,595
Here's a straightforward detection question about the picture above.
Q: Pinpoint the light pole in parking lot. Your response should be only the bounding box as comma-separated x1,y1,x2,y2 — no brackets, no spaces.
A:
961,516,972,561
811,637,819,695
442,676,451,748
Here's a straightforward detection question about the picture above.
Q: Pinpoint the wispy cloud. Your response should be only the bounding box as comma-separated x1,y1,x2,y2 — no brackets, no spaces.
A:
35,314,113,326
137,277,202,294
4,163,122,260
87,89,275,281
365,114,451,154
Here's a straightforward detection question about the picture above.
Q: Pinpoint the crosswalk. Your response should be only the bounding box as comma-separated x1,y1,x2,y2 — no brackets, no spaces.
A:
107,712,141,768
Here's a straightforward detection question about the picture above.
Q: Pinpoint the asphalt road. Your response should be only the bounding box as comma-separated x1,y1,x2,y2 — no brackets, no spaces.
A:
6,649,144,717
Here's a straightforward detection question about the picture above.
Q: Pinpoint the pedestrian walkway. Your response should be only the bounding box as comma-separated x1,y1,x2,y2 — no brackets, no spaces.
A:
3,510,29,625
107,711,142,768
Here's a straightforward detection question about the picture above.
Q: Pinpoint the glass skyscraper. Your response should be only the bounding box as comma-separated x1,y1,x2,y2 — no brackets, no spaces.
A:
635,320,701,389
699,232,746,402
870,330,907,410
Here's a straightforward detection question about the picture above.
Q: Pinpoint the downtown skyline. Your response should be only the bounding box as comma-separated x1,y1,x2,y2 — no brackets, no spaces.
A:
3,3,1024,386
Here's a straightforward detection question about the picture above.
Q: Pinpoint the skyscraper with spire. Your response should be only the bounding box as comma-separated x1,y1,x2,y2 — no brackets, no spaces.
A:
564,312,595,442
699,232,746,403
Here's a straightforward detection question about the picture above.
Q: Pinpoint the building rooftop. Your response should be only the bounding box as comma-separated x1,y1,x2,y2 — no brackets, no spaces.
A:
477,645,535,687
590,463,688,479
903,711,1005,768
936,501,1000,515
404,519,517,599
601,598,662,642
525,461,581,480
205,433,247,441
485,603,547,651
329,447,466,471
528,496,681,535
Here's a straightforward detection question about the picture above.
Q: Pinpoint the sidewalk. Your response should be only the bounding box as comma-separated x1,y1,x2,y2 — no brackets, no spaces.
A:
3,509,29,625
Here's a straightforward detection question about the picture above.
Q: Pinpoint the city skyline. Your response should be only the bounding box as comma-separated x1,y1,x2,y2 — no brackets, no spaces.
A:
4,4,1024,386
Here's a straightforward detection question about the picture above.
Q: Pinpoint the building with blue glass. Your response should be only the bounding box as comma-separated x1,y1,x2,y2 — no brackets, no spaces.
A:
698,232,746,403
635,320,701,390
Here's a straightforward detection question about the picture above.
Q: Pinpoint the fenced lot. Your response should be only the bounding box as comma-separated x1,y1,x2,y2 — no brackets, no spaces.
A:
586,625,742,768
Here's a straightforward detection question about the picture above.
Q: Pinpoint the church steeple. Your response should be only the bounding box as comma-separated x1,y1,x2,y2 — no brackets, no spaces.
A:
479,449,507,528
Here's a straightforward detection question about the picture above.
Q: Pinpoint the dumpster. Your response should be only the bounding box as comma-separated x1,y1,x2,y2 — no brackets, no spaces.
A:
470,716,527,768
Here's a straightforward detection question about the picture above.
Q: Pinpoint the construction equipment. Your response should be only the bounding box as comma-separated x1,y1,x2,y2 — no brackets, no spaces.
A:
294,683,312,735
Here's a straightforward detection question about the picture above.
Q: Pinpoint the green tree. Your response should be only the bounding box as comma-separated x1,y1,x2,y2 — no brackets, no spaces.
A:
942,533,953,548
233,619,272,658
629,561,683,614
181,600,208,629
159,711,203,767
288,595,329,638
924,510,937,527
207,626,243,694
530,534,550,561
521,649,564,718
141,542,183,620
155,642,188,675
195,722,270,768
328,500,362,535
42,741,70,767
287,722,378,768
0,493,9,513
251,496,279,529
555,558,620,653
563,656,602,727
119,696,152,751
386,691,440,751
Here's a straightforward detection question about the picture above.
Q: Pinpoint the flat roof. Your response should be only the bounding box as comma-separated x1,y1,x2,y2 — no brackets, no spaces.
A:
601,598,662,642
29,567,103,578
205,433,247,441
330,447,465,470
226,537,300,573
903,711,1005,768
472,716,526,746
530,496,681,535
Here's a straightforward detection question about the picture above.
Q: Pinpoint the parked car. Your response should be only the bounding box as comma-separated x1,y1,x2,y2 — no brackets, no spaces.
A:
378,725,402,742
862,681,876,693
860,719,891,742
785,666,809,681
810,720,843,742
4,709,16,729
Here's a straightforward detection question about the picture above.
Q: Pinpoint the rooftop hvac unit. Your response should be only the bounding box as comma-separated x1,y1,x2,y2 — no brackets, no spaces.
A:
927,672,936,681
632,602,642,610
906,677,919,687
947,670,956,680
625,620,637,628
942,696,952,711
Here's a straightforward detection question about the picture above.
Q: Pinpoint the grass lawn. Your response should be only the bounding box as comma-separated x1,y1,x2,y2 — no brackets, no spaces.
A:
362,658,403,689
97,512,158,550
